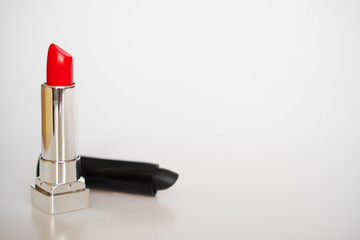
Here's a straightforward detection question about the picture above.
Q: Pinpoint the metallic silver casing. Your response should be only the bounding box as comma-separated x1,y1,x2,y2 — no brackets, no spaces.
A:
31,84,89,214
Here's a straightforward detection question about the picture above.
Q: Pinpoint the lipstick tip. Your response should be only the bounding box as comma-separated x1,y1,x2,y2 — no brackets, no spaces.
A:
46,43,73,86
49,43,72,56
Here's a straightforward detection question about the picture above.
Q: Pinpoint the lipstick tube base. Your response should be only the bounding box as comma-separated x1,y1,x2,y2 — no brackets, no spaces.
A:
31,185,89,214
31,156,90,214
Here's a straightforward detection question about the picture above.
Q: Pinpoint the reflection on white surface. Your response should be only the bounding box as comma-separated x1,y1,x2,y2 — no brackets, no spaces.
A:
89,189,176,224
31,206,88,240
31,190,176,240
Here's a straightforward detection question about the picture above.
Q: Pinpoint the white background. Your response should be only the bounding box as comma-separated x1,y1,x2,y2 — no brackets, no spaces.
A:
1,0,360,239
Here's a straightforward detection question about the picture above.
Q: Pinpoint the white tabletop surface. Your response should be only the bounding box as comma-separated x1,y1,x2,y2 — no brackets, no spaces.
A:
1,0,360,239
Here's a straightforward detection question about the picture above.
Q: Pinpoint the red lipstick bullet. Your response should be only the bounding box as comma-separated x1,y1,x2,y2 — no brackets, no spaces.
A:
46,44,73,86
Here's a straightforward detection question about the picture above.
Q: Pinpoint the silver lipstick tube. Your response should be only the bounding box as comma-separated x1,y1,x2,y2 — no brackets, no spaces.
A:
41,84,77,162
31,84,89,214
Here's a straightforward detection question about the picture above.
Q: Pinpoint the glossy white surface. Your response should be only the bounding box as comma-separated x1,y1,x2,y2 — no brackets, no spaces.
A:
1,0,360,239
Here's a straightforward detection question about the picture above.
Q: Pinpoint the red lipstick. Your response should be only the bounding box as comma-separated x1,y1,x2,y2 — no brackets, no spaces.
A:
32,43,178,214
31,43,89,214
46,43,73,86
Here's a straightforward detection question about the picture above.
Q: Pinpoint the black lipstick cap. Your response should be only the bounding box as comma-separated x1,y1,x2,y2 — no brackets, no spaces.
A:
79,156,178,196
37,156,179,196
